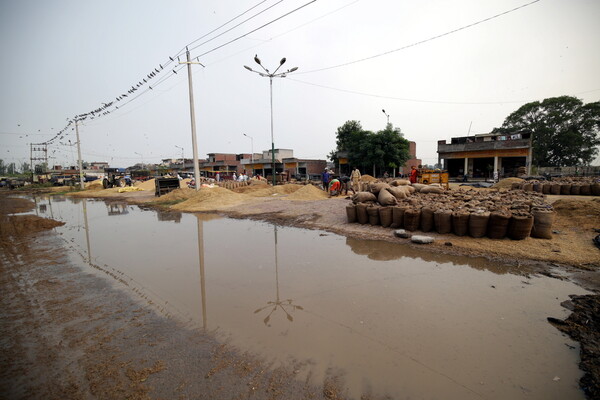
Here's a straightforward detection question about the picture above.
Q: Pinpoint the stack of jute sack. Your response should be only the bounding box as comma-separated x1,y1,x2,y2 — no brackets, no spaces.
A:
346,180,555,240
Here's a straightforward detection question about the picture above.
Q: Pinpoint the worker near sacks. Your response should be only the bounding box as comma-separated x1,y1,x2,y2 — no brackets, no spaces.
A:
409,166,418,184
322,169,330,191
340,175,352,195
328,178,341,197
350,167,361,192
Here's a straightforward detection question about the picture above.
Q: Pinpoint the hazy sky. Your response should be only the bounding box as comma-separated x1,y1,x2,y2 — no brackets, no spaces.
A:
1,0,599,169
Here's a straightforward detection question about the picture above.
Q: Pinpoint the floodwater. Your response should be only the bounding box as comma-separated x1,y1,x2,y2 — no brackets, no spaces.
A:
34,196,588,399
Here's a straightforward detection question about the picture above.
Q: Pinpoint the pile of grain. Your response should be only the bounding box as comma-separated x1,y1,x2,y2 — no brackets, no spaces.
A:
149,188,197,203
552,198,600,218
492,177,523,189
170,187,248,211
286,184,329,201
361,174,377,182
85,180,104,190
136,179,156,191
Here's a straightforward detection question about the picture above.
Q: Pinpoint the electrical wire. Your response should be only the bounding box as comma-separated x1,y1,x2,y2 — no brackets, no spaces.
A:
296,0,542,75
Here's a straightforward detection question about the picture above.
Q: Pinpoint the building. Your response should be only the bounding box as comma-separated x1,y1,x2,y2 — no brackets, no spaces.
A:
242,149,325,180
437,132,532,179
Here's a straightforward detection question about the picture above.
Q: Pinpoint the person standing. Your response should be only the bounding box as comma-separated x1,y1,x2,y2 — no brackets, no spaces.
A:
409,166,418,184
322,169,330,191
350,167,361,192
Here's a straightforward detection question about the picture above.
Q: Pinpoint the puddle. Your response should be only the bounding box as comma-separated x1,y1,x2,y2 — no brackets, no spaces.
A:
36,196,587,399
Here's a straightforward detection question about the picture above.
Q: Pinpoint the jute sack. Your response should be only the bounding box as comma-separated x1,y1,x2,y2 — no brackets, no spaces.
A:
570,185,580,196
379,206,393,228
560,184,571,195
487,211,511,239
391,179,411,186
387,186,408,200
522,183,533,192
391,206,407,229
369,182,391,195
592,183,600,196
378,188,398,206
420,186,443,194
346,204,357,223
352,192,377,203
367,205,381,226
452,211,470,236
532,183,542,193
356,203,369,224
405,185,416,194
434,209,452,234
511,182,522,190
580,184,591,196
420,207,435,232
469,210,490,238
550,184,561,195
531,208,555,239
412,183,426,192
507,212,534,240
542,183,552,194
404,208,421,231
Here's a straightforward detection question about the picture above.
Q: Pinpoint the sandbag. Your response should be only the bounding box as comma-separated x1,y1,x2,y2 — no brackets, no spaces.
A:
391,179,411,186
379,206,393,228
391,206,407,229
434,209,452,234
420,207,435,232
542,183,552,194
550,184,561,195
346,204,357,223
352,192,377,203
469,211,490,238
378,188,398,206
531,208,555,239
592,183,600,196
366,205,381,226
356,203,369,224
560,184,571,195
369,182,391,195
570,185,580,196
511,182,522,190
420,186,443,194
386,186,408,200
522,183,533,192
452,211,470,236
405,186,416,194
403,208,421,231
487,211,511,239
507,213,534,240
580,184,591,196
532,183,542,193
412,183,426,192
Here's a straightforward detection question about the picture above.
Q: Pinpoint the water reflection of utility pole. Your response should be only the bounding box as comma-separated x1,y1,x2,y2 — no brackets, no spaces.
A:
197,215,207,330
254,225,303,326
82,199,92,263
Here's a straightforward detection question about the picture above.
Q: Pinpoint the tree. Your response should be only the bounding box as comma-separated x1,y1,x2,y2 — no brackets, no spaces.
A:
329,120,410,176
493,96,600,167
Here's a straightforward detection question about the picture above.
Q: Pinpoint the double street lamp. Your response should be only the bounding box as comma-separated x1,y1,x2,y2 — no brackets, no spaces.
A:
382,109,390,125
244,55,298,186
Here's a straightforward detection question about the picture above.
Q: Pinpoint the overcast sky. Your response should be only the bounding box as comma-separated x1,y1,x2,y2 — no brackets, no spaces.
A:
1,0,599,169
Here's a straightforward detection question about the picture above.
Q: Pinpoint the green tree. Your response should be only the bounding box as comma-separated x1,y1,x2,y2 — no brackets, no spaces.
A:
493,96,600,167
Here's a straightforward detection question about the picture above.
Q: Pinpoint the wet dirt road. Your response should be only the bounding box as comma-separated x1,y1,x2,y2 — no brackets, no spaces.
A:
1,195,592,399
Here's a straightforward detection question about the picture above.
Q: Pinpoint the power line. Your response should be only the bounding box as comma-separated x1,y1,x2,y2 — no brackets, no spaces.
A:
297,0,542,75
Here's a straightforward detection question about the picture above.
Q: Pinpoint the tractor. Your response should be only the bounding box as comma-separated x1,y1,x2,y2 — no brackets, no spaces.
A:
102,168,132,189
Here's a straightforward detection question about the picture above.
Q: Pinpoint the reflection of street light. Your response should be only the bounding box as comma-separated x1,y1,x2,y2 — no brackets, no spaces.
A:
382,109,390,125
243,133,254,175
134,151,144,169
254,225,303,326
244,55,298,186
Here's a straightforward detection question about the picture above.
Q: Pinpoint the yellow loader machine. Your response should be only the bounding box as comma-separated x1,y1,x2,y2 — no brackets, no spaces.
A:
417,169,449,189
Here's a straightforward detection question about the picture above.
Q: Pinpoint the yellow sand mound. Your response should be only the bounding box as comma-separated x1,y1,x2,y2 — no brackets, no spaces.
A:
136,178,156,190
170,187,248,211
287,184,329,200
492,177,523,189
150,188,197,202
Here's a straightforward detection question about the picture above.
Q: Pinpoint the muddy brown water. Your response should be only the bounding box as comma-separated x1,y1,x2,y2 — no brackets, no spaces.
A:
32,196,589,399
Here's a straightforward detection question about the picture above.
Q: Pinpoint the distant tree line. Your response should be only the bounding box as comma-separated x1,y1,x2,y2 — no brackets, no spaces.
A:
0,160,31,175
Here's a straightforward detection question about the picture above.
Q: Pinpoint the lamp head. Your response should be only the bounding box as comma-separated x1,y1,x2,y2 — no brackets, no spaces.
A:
254,54,262,65
244,65,253,71
382,109,386,114
280,57,287,65
288,67,298,72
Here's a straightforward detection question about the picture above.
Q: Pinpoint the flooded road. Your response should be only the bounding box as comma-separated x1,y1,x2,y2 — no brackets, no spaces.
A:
36,196,587,399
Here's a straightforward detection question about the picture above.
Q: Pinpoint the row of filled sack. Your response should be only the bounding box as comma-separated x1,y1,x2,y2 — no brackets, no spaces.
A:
512,181,600,195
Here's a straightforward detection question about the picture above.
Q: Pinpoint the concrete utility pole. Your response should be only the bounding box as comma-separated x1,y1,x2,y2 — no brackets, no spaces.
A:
179,50,204,190
75,120,85,189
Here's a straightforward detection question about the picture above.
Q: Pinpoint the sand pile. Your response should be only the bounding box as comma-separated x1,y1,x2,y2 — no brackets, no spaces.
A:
286,184,329,201
273,184,302,195
150,188,196,203
361,174,377,182
85,179,103,190
492,177,524,189
136,179,156,191
171,187,248,211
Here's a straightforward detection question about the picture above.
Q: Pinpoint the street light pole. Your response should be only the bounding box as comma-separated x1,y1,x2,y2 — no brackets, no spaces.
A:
382,109,390,125
243,133,254,175
244,55,298,186
175,145,184,165
134,151,144,169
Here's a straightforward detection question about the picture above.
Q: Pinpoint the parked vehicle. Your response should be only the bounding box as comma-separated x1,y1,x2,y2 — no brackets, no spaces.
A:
102,168,132,188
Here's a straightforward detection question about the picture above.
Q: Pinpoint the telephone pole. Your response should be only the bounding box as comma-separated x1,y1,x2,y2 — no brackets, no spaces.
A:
179,50,204,190
75,120,85,189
